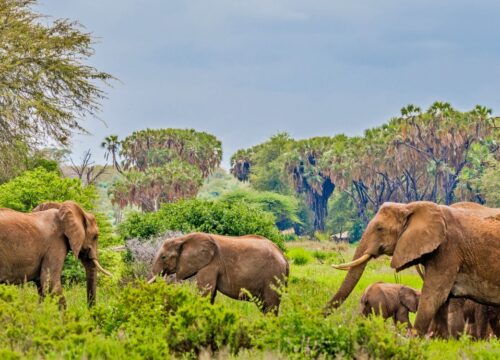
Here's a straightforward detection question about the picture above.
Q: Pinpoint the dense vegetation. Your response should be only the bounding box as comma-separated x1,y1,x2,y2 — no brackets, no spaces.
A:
118,198,285,250
231,104,500,236
110,129,223,211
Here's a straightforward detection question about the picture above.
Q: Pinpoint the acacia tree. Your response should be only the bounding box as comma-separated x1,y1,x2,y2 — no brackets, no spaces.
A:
0,0,112,181
111,129,222,211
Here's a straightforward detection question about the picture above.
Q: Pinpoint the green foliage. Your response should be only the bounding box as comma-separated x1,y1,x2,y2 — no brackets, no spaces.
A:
0,167,96,212
230,132,293,194
93,282,250,356
0,0,113,150
197,168,247,200
119,199,285,250
111,128,223,211
479,159,500,207
287,248,313,265
220,188,302,230
326,192,358,236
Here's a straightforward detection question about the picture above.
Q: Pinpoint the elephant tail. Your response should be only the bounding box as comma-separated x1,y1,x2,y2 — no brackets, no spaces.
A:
284,259,290,286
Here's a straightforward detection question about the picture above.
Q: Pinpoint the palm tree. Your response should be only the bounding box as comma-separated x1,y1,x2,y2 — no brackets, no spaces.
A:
101,135,122,173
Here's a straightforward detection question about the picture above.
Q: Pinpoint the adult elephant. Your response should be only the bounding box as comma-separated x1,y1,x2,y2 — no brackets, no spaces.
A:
324,201,500,336
148,232,289,313
0,201,111,307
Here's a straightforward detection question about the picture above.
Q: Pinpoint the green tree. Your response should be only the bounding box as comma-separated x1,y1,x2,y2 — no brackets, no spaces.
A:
0,167,96,211
0,0,112,148
478,159,500,207
230,133,293,193
220,188,301,230
111,129,222,211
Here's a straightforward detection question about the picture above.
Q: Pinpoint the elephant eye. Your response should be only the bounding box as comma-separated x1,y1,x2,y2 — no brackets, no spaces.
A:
161,255,167,260
376,226,383,232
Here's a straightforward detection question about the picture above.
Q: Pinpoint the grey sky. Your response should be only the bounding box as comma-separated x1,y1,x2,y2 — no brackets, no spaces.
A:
37,1,500,168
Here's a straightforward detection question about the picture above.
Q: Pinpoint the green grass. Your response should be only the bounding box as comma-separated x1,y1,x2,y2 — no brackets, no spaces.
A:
0,242,497,359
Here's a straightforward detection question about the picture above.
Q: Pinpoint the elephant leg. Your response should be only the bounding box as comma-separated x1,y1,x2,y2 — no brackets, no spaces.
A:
395,307,411,328
469,303,487,339
34,279,45,303
413,265,455,336
195,267,218,304
430,300,451,338
262,285,280,315
40,255,66,308
447,299,466,338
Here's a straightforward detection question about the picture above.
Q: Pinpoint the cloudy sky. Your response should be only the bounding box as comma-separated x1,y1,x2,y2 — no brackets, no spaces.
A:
37,1,500,167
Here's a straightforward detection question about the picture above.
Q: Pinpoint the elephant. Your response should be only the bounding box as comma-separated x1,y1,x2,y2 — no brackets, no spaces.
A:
446,299,500,339
324,201,500,336
360,282,420,328
148,232,289,313
0,201,111,307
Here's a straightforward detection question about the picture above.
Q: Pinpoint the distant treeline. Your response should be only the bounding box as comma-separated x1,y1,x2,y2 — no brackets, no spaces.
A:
230,102,500,233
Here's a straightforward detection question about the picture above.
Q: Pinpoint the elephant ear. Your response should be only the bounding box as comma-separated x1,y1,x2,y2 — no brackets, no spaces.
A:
176,233,217,280
399,287,420,313
391,202,446,271
58,201,87,258
32,201,62,212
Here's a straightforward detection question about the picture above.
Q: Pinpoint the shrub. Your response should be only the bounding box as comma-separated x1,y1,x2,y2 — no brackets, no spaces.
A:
92,281,251,356
220,188,302,230
0,167,97,211
287,248,313,265
119,199,285,250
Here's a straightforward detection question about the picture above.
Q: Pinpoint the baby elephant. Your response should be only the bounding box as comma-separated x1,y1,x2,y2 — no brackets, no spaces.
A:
360,282,420,327
149,232,289,314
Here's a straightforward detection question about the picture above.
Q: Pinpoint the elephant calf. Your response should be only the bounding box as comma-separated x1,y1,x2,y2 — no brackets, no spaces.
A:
445,299,500,339
149,232,289,313
360,282,420,327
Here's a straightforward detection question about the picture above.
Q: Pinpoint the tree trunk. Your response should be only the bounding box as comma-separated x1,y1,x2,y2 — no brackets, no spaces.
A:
309,178,334,232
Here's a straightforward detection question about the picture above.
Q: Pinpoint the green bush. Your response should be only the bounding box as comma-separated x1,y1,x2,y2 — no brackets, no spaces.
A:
0,167,97,212
92,281,251,356
220,188,302,230
287,248,313,265
119,199,285,250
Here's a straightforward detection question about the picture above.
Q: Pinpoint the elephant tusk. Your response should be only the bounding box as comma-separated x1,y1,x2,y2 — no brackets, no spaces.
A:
93,259,113,277
331,254,372,270
147,275,157,284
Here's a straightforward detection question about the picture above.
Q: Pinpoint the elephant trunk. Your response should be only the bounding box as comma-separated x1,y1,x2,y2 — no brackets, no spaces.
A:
324,240,370,315
82,260,97,307
148,257,163,283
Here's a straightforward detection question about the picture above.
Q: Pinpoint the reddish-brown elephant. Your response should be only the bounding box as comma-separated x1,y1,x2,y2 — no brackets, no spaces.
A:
324,201,500,336
0,201,111,306
148,232,289,313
